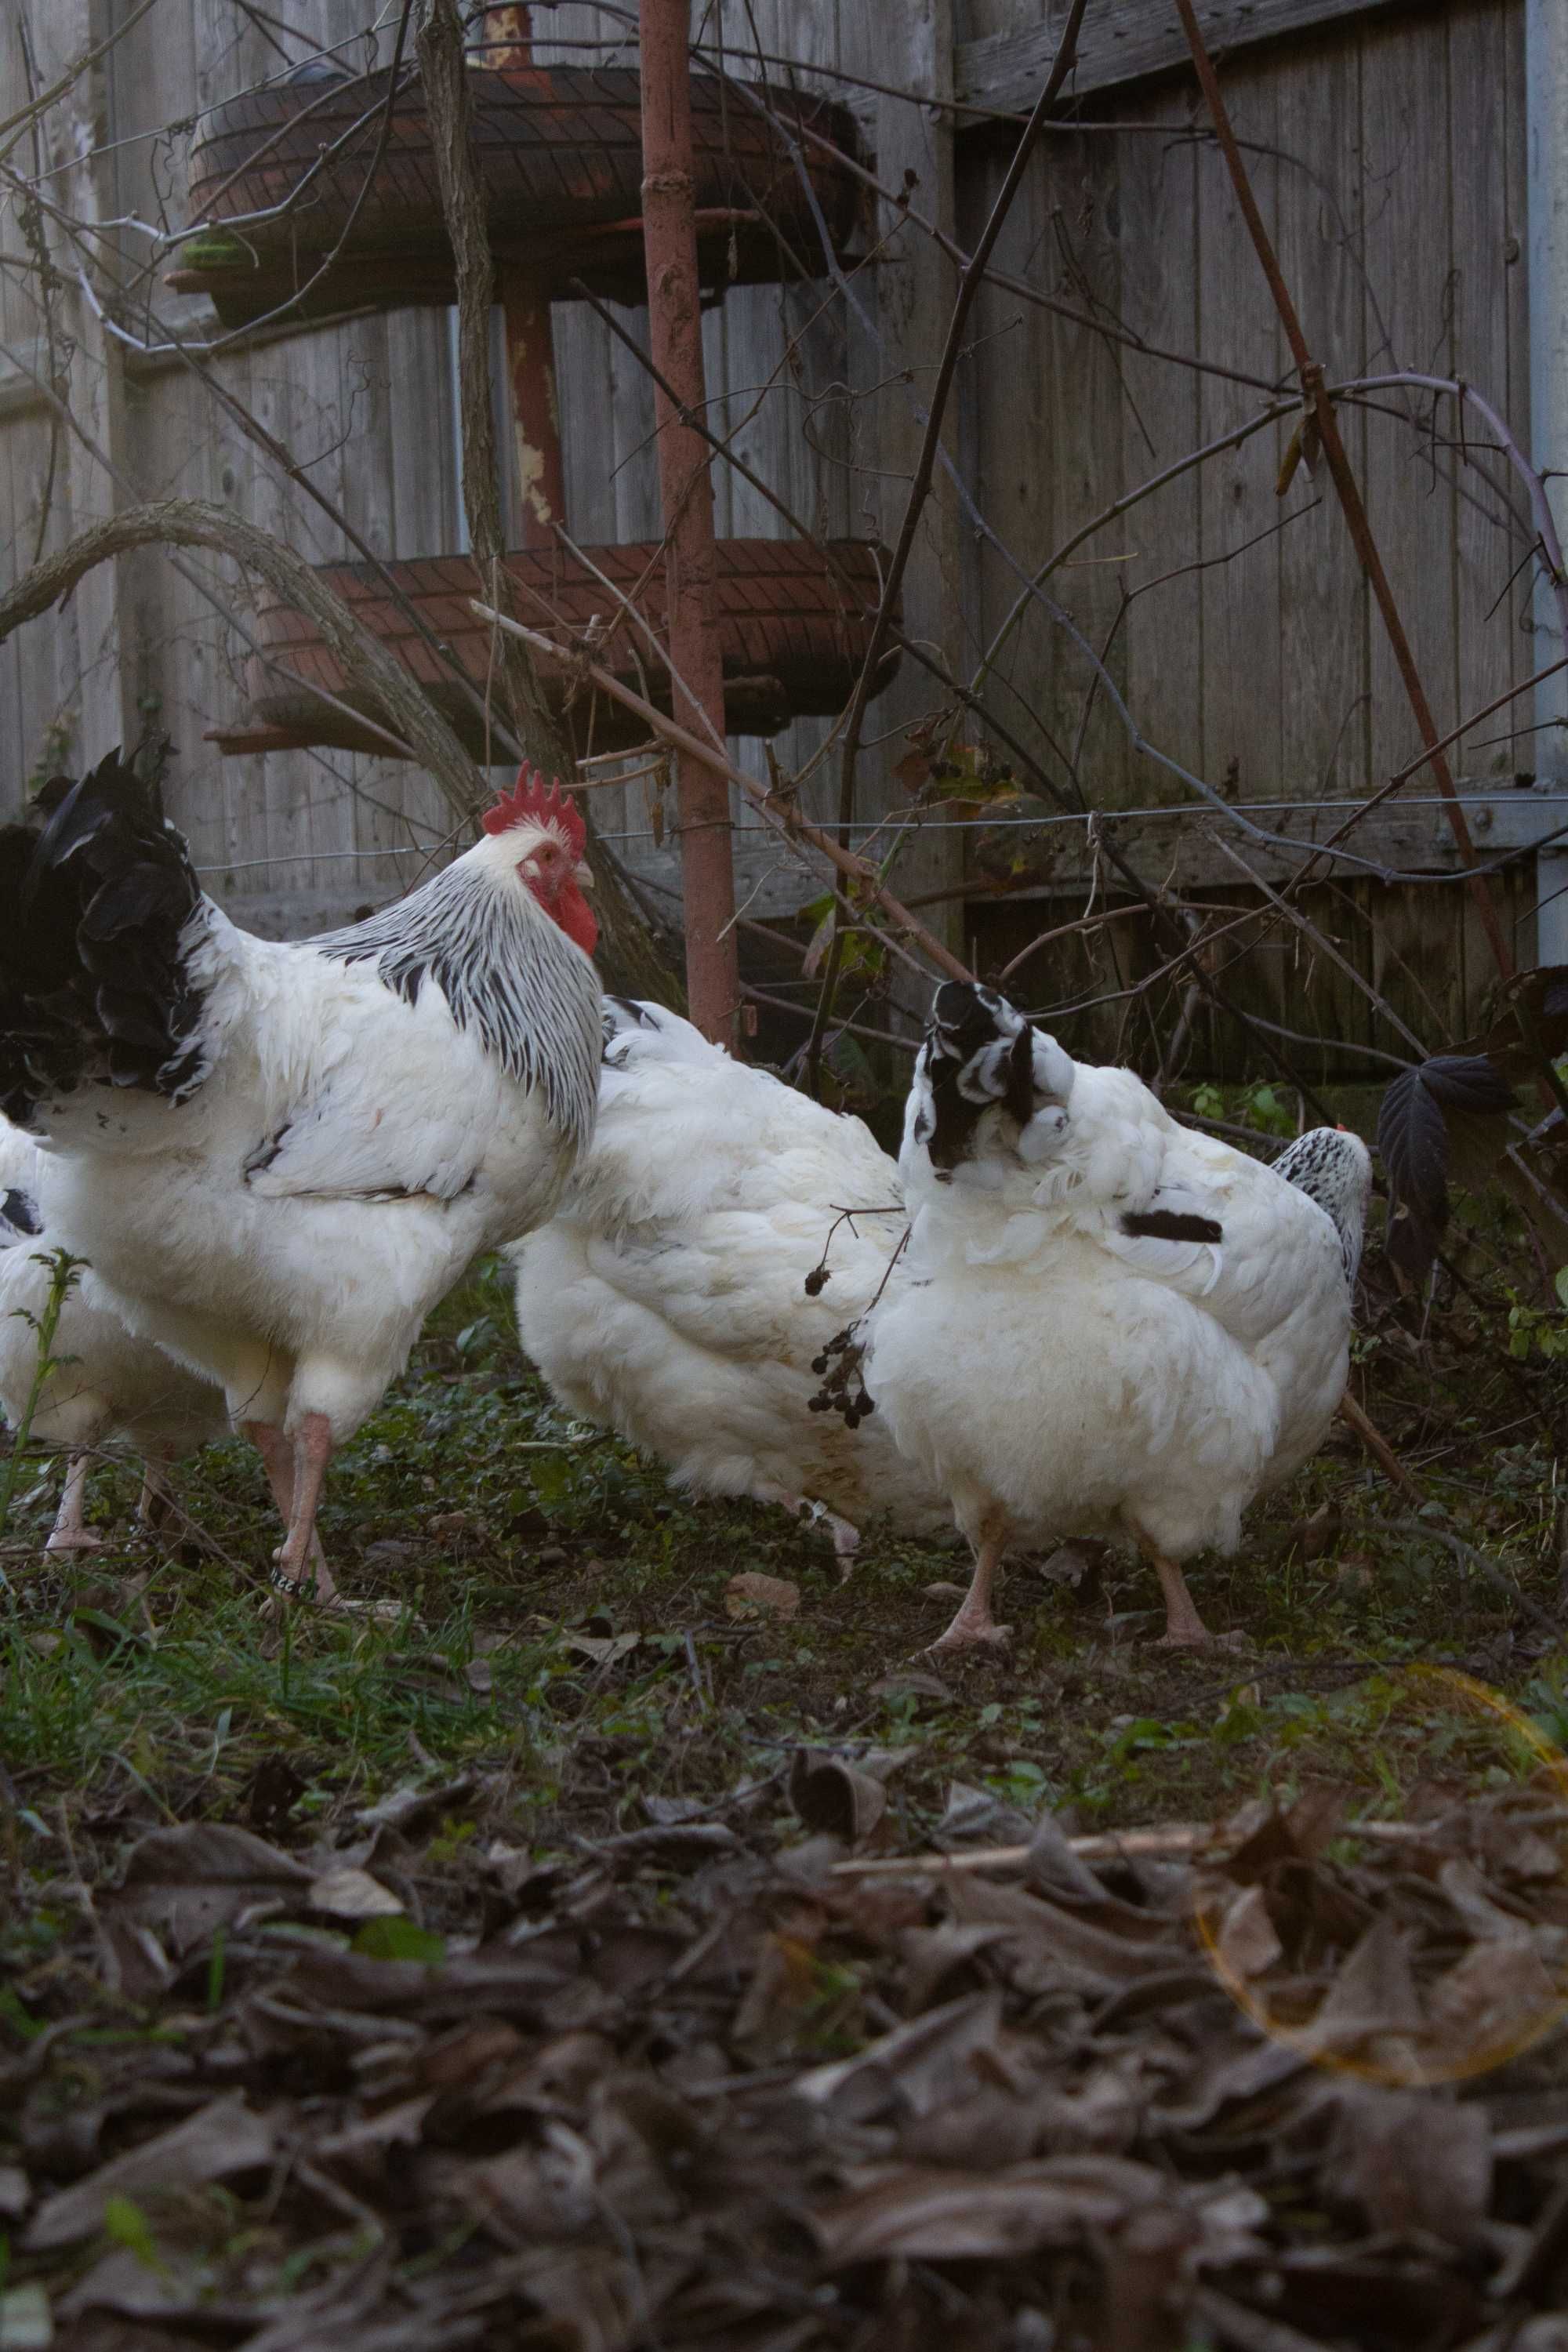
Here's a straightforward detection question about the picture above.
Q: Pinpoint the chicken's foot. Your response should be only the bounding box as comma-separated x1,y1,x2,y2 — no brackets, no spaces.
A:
45,1451,105,1552
927,1537,1010,1653
1134,1531,1244,1650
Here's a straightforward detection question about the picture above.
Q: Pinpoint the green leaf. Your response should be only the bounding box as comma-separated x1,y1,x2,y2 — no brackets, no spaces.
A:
353,1915,446,1965
0,1987,39,2042
103,2196,162,2271
800,900,839,981
1553,1265,1568,1310
529,1455,572,1512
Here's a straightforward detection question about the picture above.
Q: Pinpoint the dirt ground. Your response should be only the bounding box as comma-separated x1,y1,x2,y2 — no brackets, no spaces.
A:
5,1245,1568,2350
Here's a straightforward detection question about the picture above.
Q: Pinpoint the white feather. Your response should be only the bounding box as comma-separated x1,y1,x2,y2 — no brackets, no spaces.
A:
510,1002,953,1544
31,821,602,1446
869,1030,1366,1565
0,1118,226,1468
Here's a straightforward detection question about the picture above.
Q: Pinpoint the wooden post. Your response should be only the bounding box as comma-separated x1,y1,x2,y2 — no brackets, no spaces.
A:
1529,0,1568,960
839,0,965,986
637,0,740,1048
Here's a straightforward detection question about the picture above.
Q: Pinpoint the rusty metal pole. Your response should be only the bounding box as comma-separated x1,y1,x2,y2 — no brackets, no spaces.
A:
481,7,568,550
637,0,740,1047
500,270,567,549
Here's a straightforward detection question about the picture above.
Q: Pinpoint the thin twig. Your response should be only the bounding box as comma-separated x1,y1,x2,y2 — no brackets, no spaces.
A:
1338,1391,1424,1507
829,1816,1447,1881
469,599,977,985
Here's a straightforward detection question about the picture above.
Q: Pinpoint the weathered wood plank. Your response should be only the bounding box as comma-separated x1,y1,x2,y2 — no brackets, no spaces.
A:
956,0,1427,117
967,785,1568,894
1502,0,1534,780
1195,56,1285,804
1273,27,1369,802
1115,89,1203,805
961,136,1059,800
1359,9,1461,782
1036,123,1131,810
837,0,966,948
1448,0,1526,789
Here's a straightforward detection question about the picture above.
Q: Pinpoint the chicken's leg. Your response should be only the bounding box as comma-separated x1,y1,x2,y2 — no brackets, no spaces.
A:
1133,1530,1232,1649
927,1536,1010,1653
136,1443,177,1531
245,1417,332,1605
271,1414,336,1606
45,1451,104,1552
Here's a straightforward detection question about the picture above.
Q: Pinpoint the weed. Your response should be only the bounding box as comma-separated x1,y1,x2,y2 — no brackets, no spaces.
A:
0,1247,85,1534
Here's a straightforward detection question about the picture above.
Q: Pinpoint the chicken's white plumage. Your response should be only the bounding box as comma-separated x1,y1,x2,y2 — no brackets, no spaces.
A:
0,755,603,1600
0,1119,227,1548
865,983,1370,1646
510,998,950,1555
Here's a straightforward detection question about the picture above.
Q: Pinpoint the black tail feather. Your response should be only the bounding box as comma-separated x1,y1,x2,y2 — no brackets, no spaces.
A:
1120,1208,1224,1245
0,750,210,1129
1376,1053,1515,1278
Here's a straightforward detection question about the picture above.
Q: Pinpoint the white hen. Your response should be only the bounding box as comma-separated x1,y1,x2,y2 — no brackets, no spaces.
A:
0,754,602,1602
0,1118,227,1549
862,982,1370,1650
510,997,951,1555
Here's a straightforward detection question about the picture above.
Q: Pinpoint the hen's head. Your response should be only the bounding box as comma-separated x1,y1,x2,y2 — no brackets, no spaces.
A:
909,981,1076,1180
474,766,598,957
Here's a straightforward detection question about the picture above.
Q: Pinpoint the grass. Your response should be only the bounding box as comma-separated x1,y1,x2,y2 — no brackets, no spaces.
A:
2,1242,1565,1879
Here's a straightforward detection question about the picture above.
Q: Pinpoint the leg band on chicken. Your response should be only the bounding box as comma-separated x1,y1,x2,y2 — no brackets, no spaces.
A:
247,1417,335,1606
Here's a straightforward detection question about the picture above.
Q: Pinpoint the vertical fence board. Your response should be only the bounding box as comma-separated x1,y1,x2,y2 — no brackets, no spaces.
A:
1359,9,1461,777
1116,91,1204,807
1448,0,1525,792
1273,30,1370,804
1195,56,1286,806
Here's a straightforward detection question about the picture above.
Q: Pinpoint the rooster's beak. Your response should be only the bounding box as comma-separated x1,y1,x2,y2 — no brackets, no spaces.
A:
574,861,594,890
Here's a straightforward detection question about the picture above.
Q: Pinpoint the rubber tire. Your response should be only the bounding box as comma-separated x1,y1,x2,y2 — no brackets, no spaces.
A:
180,67,864,328
239,536,898,759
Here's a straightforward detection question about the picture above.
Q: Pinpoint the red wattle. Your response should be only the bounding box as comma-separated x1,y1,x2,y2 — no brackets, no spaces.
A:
554,884,599,959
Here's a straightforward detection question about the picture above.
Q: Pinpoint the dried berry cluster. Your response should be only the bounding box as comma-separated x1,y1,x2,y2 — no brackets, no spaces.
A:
808,1320,877,1427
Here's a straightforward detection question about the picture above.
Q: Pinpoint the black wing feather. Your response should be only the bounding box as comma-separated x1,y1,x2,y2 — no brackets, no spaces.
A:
0,750,211,1129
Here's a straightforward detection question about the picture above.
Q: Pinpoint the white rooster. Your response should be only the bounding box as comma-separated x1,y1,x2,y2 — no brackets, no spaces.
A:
862,982,1370,1650
510,996,951,1556
0,1118,227,1549
0,753,602,1603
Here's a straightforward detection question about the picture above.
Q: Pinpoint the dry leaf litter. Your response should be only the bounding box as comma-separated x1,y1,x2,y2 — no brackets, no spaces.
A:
6,1761,1568,2350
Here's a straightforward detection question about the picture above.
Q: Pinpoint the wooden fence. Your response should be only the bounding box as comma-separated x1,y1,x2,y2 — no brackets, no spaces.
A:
0,0,1548,1070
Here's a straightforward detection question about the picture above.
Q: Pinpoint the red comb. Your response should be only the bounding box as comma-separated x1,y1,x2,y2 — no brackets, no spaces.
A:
482,764,586,859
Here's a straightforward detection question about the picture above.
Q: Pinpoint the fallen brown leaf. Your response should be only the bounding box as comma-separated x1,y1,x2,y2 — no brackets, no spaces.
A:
724,1573,800,1621
24,2096,274,2250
